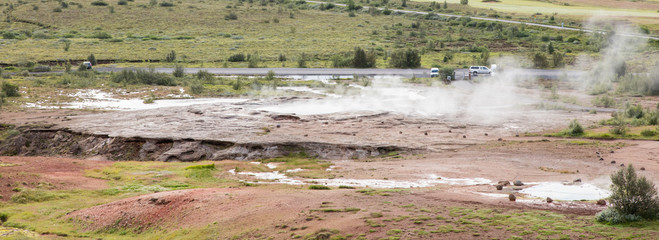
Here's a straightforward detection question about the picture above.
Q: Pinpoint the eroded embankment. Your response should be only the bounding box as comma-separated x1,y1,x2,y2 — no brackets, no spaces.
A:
0,126,411,161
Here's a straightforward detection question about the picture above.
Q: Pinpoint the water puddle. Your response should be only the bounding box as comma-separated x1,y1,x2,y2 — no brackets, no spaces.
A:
25,89,247,110
228,169,491,188
519,182,610,201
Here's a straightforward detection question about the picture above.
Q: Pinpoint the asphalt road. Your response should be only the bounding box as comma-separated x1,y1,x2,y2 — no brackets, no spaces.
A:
307,1,659,41
95,67,585,79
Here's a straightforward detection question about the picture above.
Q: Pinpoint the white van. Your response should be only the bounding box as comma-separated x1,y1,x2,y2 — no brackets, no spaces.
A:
430,68,439,77
469,66,491,75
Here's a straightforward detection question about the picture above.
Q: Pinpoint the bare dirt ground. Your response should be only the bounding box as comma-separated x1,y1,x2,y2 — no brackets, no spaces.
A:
0,156,110,201
2,84,659,238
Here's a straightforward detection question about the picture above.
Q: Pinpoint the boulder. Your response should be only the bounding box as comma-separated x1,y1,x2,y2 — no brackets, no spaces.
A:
498,181,511,186
546,197,553,203
509,194,516,201
597,199,607,206
513,180,523,186
496,185,503,190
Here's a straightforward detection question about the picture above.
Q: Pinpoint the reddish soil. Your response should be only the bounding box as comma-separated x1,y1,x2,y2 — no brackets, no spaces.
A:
0,156,111,200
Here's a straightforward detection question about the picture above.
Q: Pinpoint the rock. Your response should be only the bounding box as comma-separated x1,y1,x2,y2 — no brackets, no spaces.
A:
496,185,503,190
573,178,581,183
513,180,523,186
515,134,519,137
509,194,516,201
512,187,522,190
484,133,488,136
276,125,281,128
610,150,615,153
271,115,300,121
595,151,600,155
187,109,203,115
599,158,604,161
463,135,466,138
546,197,553,203
497,181,510,186
611,160,616,164
597,199,607,206
640,167,645,171
620,164,624,167
304,134,308,137
448,130,452,133
399,131,402,134
424,132,428,136
498,138,502,141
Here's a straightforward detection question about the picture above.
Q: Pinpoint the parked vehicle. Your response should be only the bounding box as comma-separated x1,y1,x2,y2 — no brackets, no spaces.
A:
469,66,491,75
430,68,439,77
82,61,92,69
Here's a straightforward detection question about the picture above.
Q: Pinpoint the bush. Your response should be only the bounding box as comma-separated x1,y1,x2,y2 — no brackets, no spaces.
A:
87,53,97,66
592,95,615,108
625,104,644,119
92,32,112,39
225,12,238,20
228,53,246,62
1,82,20,97
190,81,204,94
532,52,549,68
352,47,376,68
118,0,128,5
640,129,657,137
91,0,108,6
609,114,628,136
389,49,421,68
566,119,584,136
31,65,51,72
173,65,184,78
112,69,176,86
309,185,331,190
460,0,468,5
606,164,659,221
596,208,643,224
0,212,8,223
159,1,174,7
165,50,176,62
195,70,214,82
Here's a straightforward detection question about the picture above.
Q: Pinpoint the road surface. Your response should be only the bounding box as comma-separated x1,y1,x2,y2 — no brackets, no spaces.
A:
95,67,584,79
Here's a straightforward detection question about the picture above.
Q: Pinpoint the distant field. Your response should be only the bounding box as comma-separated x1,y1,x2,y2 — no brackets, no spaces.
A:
0,0,655,69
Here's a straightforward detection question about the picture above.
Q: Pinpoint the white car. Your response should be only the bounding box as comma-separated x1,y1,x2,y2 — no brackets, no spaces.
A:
469,66,491,75
430,68,439,77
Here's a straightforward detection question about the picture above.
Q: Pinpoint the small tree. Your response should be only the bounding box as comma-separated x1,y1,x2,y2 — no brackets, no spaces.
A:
87,53,97,66
389,49,421,68
173,65,184,78
297,53,307,68
347,0,356,10
401,0,407,7
547,42,555,54
165,50,176,62
443,0,447,9
1,82,20,97
460,0,468,5
552,51,564,68
352,47,376,68
566,119,584,136
609,164,659,219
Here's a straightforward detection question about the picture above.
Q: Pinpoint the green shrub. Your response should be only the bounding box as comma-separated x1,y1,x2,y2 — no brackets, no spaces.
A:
173,65,184,78
266,70,275,80
389,49,421,68
352,47,376,68
31,65,51,72
605,164,659,222
247,54,260,68
595,208,643,224
118,0,128,5
91,31,112,39
1,82,20,97
91,0,108,6
112,69,176,86
625,104,645,119
88,53,97,66
159,1,174,7
190,81,204,94
195,70,214,82
566,119,584,136
640,129,657,137
225,12,238,20
592,95,615,108
532,52,549,68
309,185,331,190
228,53,246,62
165,50,176,62
331,54,352,68
11,189,68,203
0,212,8,223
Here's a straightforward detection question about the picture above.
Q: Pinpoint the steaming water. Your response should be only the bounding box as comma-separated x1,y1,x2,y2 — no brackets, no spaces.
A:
519,182,610,201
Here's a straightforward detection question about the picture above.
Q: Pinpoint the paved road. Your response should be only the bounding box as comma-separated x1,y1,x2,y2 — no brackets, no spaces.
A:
95,67,584,79
307,1,659,40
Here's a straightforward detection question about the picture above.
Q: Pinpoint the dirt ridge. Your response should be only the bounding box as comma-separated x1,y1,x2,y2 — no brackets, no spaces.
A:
0,127,414,161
